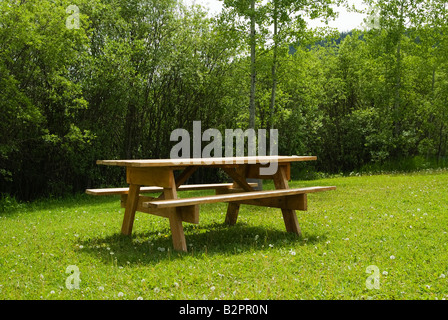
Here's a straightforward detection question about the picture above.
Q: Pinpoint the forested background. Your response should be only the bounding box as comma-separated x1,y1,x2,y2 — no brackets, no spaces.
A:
1,0,447,201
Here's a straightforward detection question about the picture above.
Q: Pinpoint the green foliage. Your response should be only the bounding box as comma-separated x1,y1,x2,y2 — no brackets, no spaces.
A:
1,0,447,200
0,193,22,213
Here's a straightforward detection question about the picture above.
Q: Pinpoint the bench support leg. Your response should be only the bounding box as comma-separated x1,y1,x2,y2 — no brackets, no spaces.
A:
121,184,141,235
273,166,302,236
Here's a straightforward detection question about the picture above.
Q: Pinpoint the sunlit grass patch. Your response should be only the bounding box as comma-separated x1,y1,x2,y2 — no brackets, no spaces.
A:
1,170,448,299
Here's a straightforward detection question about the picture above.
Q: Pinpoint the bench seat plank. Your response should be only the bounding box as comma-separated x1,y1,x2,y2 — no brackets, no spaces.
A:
143,186,336,209
85,183,257,196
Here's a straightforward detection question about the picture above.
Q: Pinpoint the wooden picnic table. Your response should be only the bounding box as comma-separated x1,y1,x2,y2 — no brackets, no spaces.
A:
86,156,335,252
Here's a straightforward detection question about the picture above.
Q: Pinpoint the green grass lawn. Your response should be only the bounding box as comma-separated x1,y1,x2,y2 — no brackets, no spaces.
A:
1,170,448,300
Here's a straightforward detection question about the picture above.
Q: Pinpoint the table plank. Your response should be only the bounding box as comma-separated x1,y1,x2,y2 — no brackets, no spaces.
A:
96,155,317,167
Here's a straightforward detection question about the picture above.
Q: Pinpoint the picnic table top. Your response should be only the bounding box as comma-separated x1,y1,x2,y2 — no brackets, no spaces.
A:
96,155,317,167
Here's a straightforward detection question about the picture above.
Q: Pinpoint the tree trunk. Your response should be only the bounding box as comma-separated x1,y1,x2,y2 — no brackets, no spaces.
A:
124,102,137,159
393,3,404,139
269,0,278,131
427,67,436,160
437,121,445,164
249,0,256,130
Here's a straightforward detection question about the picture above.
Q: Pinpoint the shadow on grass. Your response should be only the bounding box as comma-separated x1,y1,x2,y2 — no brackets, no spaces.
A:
77,222,327,265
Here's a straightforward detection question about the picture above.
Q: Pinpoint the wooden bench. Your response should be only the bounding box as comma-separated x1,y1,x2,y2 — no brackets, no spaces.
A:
114,185,335,226
137,186,336,250
87,184,335,227
86,183,258,225
85,183,257,196
142,186,335,210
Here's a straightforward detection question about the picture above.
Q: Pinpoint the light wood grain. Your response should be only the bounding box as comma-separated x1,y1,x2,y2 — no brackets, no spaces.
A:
163,174,188,252
85,183,257,195
273,165,301,235
216,189,307,211
142,186,336,208
96,156,317,167
121,184,140,235
221,166,254,192
120,195,199,224
224,164,247,226
126,167,173,187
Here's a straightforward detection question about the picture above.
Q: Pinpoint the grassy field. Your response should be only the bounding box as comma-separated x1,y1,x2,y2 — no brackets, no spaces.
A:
1,170,448,300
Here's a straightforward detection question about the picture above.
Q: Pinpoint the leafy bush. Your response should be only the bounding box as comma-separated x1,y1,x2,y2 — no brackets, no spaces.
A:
0,193,22,213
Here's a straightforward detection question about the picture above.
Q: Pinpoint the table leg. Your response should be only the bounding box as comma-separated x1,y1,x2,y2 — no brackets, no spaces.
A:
121,184,141,235
225,203,240,225
164,174,187,252
223,165,248,225
273,165,302,236
169,214,187,252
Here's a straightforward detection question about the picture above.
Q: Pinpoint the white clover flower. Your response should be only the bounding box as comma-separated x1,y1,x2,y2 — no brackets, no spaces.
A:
118,292,124,297
390,255,396,260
